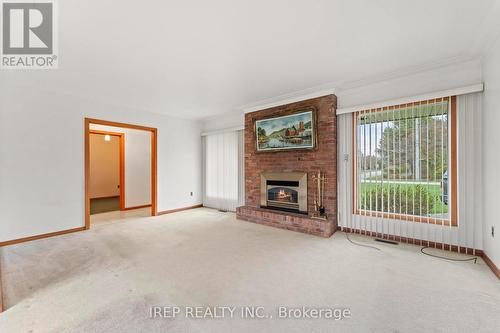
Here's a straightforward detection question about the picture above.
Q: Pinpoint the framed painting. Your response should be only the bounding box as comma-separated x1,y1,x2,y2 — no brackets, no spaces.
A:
254,108,317,152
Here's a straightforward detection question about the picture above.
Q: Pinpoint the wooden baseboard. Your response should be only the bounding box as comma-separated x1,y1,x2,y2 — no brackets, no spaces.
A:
0,227,86,248
482,252,500,279
157,204,203,215
122,204,152,211
0,204,200,247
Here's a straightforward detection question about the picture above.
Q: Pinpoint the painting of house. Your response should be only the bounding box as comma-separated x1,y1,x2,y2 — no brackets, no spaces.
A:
255,110,316,152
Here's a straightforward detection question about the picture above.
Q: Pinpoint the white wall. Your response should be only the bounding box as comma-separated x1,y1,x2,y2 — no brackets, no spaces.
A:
482,37,500,267
0,83,202,242
336,59,482,110
201,110,245,133
90,124,152,208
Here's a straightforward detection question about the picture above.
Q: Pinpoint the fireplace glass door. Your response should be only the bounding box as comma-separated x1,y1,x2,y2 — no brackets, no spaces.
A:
266,180,300,212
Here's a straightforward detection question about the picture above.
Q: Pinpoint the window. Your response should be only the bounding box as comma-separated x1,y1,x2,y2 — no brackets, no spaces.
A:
353,97,457,226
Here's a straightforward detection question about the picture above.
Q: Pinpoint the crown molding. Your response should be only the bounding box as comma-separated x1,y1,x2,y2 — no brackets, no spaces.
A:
240,84,337,113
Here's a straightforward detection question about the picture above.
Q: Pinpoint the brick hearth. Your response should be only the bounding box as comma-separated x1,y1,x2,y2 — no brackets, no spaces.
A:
236,206,335,237
236,94,337,237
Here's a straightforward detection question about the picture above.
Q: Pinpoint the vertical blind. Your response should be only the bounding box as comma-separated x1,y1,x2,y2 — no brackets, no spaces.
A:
202,130,244,212
353,97,455,226
338,94,482,253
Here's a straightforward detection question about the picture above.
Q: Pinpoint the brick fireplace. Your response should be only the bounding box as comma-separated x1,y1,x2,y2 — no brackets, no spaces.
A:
236,95,337,237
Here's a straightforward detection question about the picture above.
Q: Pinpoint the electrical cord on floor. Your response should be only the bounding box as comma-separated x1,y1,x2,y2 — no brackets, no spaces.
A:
345,232,381,251
420,246,478,263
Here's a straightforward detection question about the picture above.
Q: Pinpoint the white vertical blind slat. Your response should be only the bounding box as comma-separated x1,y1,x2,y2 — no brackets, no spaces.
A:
203,130,244,212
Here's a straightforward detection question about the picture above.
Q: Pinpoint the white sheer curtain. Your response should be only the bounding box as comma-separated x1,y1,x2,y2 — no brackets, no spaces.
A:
202,130,244,212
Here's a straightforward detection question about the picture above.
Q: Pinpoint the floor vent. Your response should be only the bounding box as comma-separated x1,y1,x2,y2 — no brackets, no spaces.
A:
375,238,399,245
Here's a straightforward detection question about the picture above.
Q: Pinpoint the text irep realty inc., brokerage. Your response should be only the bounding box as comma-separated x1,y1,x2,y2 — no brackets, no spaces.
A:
150,306,352,320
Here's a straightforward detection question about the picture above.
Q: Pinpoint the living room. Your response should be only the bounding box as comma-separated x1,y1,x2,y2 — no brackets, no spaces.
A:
0,1,499,332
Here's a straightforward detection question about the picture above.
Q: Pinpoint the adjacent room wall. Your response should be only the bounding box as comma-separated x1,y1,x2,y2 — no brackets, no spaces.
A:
89,133,121,199
482,37,500,268
90,124,152,208
0,84,202,243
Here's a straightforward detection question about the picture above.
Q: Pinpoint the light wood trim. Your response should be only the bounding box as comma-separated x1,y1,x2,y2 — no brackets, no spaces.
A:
352,112,357,219
85,118,158,229
352,209,456,226
482,252,500,279
157,204,203,215
122,204,152,211
151,128,158,217
120,133,125,210
85,118,157,132
89,129,123,137
85,119,90,229
351,97,457,226
89,130,125,210
450,96,458,227
0,227,86,247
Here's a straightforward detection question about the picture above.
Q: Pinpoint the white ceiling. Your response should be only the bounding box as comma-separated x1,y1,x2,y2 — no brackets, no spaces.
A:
2,0,499,120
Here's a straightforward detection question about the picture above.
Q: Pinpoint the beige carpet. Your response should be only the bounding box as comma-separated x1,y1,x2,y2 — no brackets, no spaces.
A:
0,208,499,333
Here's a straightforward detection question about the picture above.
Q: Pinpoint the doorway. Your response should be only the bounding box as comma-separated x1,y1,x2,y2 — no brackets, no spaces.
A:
89,129,124,214
85,118,157,229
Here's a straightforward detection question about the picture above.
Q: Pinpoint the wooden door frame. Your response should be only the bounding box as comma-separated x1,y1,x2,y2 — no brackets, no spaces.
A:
85,118,158,229
89,129,125,210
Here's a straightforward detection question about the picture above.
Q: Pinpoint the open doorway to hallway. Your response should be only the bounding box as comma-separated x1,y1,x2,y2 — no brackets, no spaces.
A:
89,130,123,215
85,119,157,228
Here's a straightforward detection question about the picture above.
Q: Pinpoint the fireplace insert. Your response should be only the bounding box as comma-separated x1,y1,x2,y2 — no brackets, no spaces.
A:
266,180,300,211
260,172,307,214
